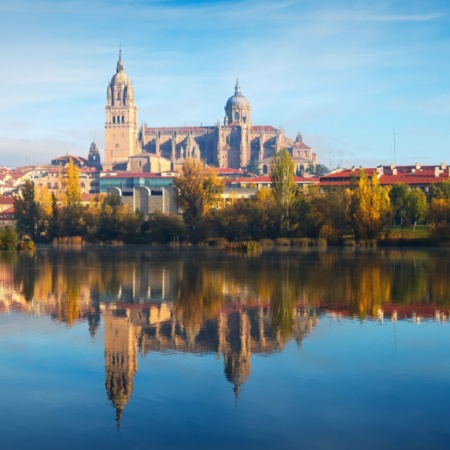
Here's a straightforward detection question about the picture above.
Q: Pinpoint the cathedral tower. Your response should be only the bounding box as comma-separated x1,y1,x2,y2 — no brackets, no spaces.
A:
104,51,139,169
223,81,252,168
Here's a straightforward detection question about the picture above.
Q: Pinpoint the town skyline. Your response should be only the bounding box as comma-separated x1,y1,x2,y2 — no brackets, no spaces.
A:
1,0,450,169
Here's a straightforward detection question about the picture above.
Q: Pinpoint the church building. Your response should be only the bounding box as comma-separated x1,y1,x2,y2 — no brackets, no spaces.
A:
104,52,317,174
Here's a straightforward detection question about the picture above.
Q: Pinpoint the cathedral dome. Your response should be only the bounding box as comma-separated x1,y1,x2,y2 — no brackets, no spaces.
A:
111,70,129,86
226,81,250,109
110,50,130,86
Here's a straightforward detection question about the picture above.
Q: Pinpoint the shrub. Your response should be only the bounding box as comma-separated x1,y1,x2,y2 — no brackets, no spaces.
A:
0,226,18,250
274,237,291,246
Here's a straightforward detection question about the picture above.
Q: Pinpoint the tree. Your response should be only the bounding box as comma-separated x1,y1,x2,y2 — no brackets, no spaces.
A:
389,183,409,226
306,163,330,177
59,158,85,237
13,180,42,240
173,158,224,231
270,148,298,235
428,180,450,201
63,158,82,206
246,157,260,175
404,188,427,232
427,198,450,240
350,169,391,239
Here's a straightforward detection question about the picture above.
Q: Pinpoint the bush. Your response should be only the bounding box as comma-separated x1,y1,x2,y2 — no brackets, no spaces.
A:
143,211,186,245
274,237,291,246
259,238,274,248
0,226,18,250
223,240,263,255
16,240,35,251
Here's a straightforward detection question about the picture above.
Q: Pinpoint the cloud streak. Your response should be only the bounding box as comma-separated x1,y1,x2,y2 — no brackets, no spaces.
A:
1,0,449,168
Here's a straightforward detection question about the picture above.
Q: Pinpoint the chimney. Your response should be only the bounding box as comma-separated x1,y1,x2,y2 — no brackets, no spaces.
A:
415,162,421,171
435,166,440,178
392,168,397,175
441,162,447,171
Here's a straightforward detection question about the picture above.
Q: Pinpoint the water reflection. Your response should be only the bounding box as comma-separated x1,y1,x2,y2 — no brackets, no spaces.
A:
1,247,450,426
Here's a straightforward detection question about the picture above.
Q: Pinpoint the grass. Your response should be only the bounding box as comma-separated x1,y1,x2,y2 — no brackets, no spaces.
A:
385,226,430,240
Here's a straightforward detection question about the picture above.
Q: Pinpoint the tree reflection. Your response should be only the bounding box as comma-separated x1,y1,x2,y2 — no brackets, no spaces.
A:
2,247,450,424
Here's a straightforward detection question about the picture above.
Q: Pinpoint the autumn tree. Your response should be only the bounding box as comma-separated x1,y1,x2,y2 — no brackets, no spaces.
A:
350,169,391,240
173,158,224,232
63,158,82,206
427,198,450,240
59,158,85,237
270,148,298,235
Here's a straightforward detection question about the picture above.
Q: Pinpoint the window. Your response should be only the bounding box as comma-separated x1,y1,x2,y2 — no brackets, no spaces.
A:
234,112,240,121
122,116,125,123
112,116,116,124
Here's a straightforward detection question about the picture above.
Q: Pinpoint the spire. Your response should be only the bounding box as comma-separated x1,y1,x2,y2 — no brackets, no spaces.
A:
235,79,241,95
116,48,124,73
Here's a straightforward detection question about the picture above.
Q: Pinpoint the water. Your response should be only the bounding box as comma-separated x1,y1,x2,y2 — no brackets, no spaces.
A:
1,246,450,449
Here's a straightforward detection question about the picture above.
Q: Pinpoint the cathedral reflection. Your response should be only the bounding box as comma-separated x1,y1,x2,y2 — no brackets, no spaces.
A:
2,247,450,425
102,301,318,422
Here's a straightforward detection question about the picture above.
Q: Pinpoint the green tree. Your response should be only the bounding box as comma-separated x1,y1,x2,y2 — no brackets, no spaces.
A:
13,180,42,240
389,183,409,226
246,157,260,175
173,158,224,233
429,180,450,201
270,148,298,235
306,163,330,177
404,188,427,231
350,169,391,240
142,210,186,244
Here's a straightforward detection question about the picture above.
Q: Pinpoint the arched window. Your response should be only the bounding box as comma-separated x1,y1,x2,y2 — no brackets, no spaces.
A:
263,165,268,174
122,116,125,123
112,116,116,124
234,111,240,122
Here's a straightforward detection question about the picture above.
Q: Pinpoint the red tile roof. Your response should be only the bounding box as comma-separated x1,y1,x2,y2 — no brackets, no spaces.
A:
145,126,215,134
229,175,319,185
0,197,14,206
251,126,277,132
319,165,450,187
101,171,174,179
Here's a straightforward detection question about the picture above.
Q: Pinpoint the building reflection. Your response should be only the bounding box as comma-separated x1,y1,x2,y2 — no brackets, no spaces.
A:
102,304,139,427
1,247,450,425
101,300,318,422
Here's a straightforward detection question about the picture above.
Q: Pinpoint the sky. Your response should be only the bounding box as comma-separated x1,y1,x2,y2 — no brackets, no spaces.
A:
1,0,450,169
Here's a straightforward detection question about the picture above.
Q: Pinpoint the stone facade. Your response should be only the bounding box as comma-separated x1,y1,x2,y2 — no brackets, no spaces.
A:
104,52,317,172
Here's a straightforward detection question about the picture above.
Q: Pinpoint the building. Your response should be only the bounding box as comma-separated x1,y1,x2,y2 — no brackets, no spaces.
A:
320,163,450,191
103,52,318,172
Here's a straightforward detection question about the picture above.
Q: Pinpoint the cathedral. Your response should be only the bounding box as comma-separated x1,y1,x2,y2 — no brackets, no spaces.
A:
104,51,317,174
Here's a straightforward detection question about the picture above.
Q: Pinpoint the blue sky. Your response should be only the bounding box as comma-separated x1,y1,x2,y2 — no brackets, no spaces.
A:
1,0,450,169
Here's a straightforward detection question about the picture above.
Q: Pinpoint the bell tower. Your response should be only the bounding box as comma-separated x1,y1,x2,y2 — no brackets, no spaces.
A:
104,51,139,169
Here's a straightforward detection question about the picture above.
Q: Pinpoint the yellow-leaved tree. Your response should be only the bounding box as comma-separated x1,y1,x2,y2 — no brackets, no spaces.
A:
64,158,82,207
350,169,391,239
173,158,224,231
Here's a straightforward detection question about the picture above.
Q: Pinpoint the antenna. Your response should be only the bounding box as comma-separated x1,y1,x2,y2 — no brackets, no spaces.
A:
393,129,396,165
